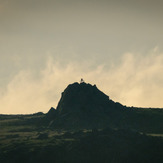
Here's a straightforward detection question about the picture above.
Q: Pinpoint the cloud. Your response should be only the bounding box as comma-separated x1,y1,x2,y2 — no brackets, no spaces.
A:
0,49,163,114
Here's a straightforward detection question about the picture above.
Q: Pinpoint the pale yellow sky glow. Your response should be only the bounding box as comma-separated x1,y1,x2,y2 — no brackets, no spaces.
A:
0,0,163,113
0,49,163,114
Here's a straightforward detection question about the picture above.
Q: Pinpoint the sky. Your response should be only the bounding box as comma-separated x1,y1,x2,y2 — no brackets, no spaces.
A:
0,0,163,114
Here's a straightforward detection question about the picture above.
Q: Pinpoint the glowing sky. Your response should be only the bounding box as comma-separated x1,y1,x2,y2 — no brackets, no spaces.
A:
0,0,163,114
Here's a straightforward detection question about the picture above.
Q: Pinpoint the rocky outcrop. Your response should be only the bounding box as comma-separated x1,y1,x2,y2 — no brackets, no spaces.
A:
45,82,124,129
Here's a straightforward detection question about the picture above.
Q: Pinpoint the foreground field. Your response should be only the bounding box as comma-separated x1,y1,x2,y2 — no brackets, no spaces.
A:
0,113,163,163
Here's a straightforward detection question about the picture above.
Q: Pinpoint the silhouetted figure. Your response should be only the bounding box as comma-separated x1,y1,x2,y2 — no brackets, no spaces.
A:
80,78,84,83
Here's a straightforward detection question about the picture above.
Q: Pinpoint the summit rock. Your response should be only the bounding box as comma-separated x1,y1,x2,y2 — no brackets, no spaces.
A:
46,82,124,129
57,82,110,114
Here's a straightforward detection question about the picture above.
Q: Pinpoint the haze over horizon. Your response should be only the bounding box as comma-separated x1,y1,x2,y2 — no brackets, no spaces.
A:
0,0,163,114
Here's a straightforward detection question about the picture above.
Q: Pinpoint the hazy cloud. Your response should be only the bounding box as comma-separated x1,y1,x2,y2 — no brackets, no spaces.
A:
0,48,163,114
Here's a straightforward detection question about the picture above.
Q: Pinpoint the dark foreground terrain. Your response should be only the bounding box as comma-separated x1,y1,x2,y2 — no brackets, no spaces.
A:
0,113,163,163
0,82,163,163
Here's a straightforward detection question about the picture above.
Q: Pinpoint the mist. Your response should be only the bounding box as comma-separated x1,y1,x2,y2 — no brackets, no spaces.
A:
0,48,163,114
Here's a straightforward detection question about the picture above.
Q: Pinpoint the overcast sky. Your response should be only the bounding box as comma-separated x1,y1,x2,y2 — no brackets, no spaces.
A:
0,0,163,114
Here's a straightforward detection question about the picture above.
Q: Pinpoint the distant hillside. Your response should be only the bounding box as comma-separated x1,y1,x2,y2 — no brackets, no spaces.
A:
44,82,163,133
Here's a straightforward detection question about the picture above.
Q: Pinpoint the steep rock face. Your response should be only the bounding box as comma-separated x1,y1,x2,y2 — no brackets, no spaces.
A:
44,82,163,131
56,82,113,115
46,82,124,129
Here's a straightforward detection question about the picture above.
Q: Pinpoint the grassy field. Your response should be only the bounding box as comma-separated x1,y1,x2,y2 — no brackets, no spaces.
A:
0,112,163,163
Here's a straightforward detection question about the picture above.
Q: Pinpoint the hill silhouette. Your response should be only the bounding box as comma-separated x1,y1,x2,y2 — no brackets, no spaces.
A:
0,81,163,163
45,81,163,132
45,82,125,129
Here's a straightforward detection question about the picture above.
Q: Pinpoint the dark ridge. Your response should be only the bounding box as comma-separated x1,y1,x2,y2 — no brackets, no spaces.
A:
46,107,57,119
56,82,111,114
43,81,163,132
45,82,126,129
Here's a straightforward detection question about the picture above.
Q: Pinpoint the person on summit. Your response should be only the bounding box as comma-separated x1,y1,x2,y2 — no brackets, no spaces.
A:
80,78,84,83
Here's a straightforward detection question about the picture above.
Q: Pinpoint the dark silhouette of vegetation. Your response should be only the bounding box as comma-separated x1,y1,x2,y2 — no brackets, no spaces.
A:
0,128,163,163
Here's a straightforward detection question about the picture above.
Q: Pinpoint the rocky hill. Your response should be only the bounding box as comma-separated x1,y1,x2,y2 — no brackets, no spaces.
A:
45,82,126,129
0,81,163,163
45,82,163,132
